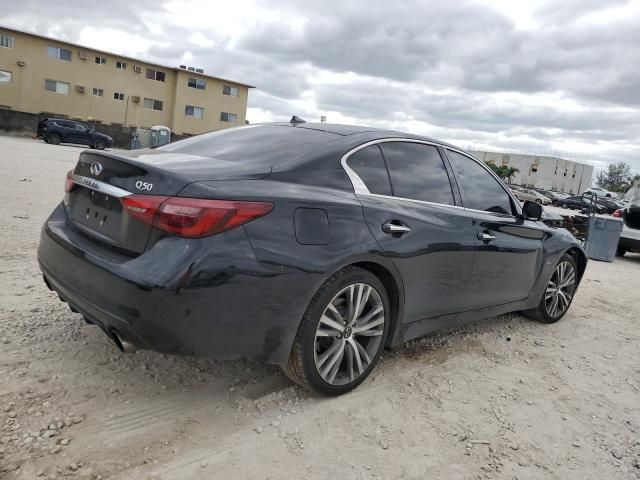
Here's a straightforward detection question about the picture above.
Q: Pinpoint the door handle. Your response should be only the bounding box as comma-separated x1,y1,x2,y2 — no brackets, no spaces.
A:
478,231,496,241
382,222,411,235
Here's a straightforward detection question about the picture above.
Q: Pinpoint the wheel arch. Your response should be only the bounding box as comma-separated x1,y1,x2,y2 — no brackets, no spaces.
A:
565,246,587,284
348,259,404,348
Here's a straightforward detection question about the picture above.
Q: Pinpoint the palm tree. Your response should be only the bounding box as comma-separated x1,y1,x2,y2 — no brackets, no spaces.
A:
503,167,519,184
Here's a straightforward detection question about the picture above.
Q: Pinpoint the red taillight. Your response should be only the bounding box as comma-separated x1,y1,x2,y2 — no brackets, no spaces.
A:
120,195,168,225
120,195,273,238
65,170,76,193
613,208,623,218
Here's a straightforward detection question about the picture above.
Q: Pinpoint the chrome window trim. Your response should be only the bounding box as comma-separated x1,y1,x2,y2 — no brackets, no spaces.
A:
359,192,466,211
72,174,131,198
340,137,522,218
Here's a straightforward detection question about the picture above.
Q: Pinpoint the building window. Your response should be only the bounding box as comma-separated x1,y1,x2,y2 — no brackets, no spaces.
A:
116,61,127,70
0,70,11,84
0,34,14,49
222,85,239,97
143,98,163,111
145,69,165,82
95,56,106,65
47,46,72,61
220,112,237,123
44,79,70,95
113,92,125,101
187,77,206,90
92,88,104,97
185,105,204,118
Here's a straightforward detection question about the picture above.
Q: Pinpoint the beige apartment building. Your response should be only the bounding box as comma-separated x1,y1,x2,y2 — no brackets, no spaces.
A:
0,26,253,135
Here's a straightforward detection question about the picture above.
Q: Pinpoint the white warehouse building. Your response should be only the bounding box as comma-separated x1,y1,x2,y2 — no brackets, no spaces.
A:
469,151,594,195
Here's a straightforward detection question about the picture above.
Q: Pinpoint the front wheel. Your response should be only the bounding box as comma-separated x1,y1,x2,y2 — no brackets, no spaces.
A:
523,253,578,324
616,246,627,257
94,139,106,150
536,199,542,204
283,267,390,395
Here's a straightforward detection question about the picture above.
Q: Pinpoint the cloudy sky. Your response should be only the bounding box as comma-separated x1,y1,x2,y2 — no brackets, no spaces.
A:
3,0,639,172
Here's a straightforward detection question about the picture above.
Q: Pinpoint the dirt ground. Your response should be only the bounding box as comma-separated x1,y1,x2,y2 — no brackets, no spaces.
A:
1,135,639,480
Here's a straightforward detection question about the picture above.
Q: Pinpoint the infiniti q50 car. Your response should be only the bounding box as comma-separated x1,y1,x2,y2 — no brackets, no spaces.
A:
38,122,586,395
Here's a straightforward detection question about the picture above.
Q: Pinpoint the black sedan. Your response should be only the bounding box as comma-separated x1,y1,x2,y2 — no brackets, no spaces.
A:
558,195,609,214
38,122,587,395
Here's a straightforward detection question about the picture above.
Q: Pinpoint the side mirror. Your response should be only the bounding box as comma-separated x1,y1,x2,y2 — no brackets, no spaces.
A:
522,200,543,221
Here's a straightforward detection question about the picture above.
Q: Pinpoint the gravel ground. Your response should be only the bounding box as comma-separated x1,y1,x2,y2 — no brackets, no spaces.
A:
1,135,639,480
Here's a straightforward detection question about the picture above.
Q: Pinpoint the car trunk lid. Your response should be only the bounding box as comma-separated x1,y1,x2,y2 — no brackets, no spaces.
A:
66,150,272,255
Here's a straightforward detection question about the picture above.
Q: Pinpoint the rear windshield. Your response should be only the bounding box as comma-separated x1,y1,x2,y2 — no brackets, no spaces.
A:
158,125,337,165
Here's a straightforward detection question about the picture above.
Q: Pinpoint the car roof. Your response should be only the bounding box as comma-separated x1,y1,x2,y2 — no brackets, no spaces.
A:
48,118,82,123
263,122,464,150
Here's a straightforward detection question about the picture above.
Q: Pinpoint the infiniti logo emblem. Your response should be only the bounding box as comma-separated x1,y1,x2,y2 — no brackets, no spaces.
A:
90,162,103,177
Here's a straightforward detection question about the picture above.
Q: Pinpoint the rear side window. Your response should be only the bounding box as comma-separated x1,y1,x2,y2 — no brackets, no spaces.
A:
159,125,335,167
346,145,392,196
446,150,513,215
380,142,454,205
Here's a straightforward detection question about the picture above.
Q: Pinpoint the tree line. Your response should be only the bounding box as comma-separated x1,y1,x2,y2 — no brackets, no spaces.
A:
596,162,640,193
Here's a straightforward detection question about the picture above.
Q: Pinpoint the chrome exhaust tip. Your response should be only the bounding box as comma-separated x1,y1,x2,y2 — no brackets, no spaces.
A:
111,330,137,353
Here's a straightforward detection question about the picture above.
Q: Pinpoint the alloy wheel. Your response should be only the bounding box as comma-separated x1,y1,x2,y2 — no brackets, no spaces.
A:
545,260,576,318
314,283,385,386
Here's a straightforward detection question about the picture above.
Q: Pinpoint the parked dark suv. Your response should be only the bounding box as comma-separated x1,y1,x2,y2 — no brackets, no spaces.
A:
37,118,113,150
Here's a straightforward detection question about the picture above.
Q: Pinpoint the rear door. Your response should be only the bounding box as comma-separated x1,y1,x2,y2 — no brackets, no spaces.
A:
346,140,477,322
68,122,90,145
54,120,74,142
444,149,545,307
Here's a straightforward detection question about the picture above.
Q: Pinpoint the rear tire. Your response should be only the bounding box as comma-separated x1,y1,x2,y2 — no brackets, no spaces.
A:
536,199,542,204
46,133,61,145
616,246,627,257
523,253,578,324
283,267,390,396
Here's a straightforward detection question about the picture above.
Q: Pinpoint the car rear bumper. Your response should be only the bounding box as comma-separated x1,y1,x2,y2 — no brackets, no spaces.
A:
38,203,308,365
619,224,640,251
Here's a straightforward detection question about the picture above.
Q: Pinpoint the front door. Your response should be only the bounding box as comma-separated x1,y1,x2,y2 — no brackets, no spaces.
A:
444,149,545,307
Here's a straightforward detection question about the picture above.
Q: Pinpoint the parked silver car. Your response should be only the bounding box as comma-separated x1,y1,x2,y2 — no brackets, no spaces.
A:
510,187,552,205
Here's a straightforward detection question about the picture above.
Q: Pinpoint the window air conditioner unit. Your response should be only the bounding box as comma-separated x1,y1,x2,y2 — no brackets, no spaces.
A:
76,85,86,93
131,95,140,103
78,51,88,60
188,66,195,71
195,68,204,73
133,65,142,73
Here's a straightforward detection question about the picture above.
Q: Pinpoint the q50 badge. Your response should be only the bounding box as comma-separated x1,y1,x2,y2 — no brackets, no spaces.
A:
135,181,153,191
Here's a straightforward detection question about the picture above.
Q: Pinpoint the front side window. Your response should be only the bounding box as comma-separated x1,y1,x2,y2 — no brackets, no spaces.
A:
187,77,206,89
95,56,106,65
44,79,70,94
143,98,163,111
346,145,392,196
47,46,72,61
223,85,239,97
220,112,237,123
185,105,204,118
381,142,454,205
0,70,11,84
0,34,14,48
446,149,513,215
145,69,165,82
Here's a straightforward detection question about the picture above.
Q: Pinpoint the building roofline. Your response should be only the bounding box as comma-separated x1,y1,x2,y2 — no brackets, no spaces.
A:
0,24,256,89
